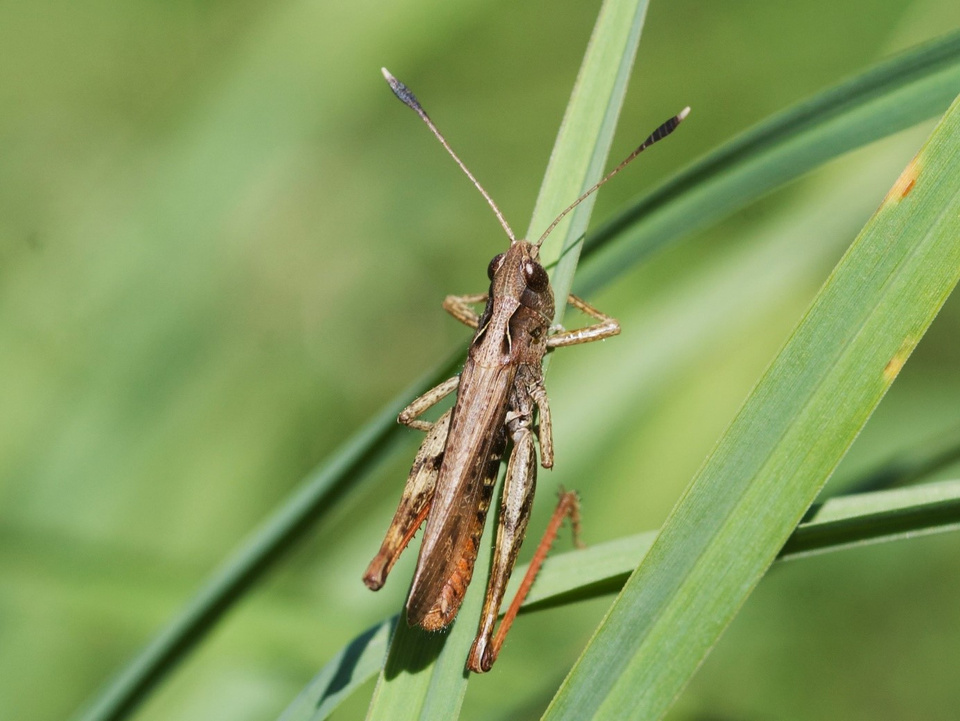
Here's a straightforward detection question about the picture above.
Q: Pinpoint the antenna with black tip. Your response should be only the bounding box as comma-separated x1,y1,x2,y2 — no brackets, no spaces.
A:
534,107,690,249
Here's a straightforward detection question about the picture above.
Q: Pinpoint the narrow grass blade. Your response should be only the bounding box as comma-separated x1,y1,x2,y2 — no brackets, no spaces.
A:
528,0,651,319
526,478,960,611
279,618,395,721
577,30,960,294
289,478,960,720
781,479,960,559
364,0,650,718
543,94,960,721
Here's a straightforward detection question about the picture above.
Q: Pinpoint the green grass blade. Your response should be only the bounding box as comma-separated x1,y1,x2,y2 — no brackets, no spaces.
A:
577,30,960,294
526,479,960,611
543,93,960,721
781,479,960,559
288,478,960,720
278,618,395,721
364,0,649,718
527,0,650,319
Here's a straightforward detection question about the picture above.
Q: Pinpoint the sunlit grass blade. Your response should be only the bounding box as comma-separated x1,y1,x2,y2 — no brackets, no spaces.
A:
287,478,960,720
363,0,650,717
577,29,960,294
543,93,960,721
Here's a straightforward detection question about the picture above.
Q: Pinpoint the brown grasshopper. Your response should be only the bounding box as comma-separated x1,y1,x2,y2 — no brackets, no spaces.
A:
364,68,688,673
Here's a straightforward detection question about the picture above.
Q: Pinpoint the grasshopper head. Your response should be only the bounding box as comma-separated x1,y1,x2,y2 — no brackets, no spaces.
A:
486,241,553,318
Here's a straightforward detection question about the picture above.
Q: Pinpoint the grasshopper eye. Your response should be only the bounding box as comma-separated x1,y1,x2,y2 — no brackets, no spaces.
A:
523,261,549,292
487,253,505,280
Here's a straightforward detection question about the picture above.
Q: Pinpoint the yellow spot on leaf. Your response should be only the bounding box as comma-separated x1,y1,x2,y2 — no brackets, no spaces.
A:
883,338,917,384
884,155,921,205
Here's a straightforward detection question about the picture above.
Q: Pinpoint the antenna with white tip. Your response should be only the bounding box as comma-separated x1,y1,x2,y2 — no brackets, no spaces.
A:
534,107,690,249
382,68,518,243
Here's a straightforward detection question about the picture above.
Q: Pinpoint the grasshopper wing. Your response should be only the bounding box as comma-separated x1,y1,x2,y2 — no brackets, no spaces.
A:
405,361,512,629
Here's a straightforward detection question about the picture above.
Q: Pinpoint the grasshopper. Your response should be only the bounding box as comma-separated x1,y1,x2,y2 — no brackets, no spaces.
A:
364,68,688,673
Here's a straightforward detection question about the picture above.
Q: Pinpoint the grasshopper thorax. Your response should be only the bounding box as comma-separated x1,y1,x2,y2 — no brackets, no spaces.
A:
470,241,555,366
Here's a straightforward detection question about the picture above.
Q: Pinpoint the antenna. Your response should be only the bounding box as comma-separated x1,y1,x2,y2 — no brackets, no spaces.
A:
535,107,691,249
382,68,517,243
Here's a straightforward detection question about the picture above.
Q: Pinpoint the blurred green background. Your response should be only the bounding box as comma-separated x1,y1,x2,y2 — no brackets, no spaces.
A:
3,1,960,719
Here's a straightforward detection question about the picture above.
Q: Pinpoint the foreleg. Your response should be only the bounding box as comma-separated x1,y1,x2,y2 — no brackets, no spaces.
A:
547,294,620,348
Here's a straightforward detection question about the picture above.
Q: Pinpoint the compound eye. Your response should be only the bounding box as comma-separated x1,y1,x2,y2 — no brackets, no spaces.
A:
523,261,549,292
487,253,505,280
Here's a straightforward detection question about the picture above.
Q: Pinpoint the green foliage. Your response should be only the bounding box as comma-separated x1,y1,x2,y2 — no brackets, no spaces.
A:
4,2,960,721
